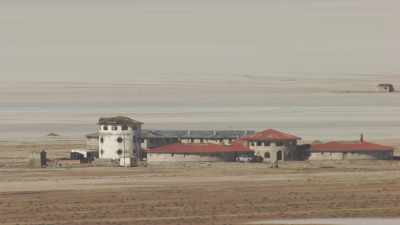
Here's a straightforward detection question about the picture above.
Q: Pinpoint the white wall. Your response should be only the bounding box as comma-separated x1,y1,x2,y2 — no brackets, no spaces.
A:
309,151,393,160
248,140,296,161
98,125,135,160
147,153,236,163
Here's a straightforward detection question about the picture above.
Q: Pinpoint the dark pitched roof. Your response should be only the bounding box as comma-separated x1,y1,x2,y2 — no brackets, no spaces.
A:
152,130,255,139
241,129,300,141
98,116,143,127
85,133,99,139
86,129,255,139
311,141,394,153
146,142,252,154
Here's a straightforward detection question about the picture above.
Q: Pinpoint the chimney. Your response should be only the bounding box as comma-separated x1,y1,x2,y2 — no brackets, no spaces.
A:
360,133,364,143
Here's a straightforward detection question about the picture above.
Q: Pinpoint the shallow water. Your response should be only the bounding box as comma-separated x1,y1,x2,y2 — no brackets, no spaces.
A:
248,218,400,225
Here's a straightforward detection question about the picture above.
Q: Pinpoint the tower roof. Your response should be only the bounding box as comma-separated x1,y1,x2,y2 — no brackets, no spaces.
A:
98,116,143,127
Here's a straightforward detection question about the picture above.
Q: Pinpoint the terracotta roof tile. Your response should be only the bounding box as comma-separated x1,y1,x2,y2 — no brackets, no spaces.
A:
311,141,394,153
146,143,252,154
241,129,300,141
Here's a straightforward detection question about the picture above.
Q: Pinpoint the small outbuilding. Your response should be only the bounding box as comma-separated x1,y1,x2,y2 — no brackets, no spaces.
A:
146,143,252,163
377,83,395,93
310,141,394,160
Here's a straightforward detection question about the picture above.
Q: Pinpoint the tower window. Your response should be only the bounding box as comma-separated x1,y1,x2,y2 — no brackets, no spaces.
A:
117,137,123,143
117,149,123,155
103,126,108,131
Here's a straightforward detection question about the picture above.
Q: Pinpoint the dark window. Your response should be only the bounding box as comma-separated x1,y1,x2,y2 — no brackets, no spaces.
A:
264,152,270,158
265,142,271,146
277,151,283,160
117,149,123,155
257,141,262,146
122,125,128,130
276,142,283,146
103,125,108,130
112,126,118,131
200,138,204,143
117,137,123,143
100,137,104,143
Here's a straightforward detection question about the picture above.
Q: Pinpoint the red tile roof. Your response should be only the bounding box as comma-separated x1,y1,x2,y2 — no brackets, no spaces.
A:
146,143,252,154
241,129,301,141
311,141,394,153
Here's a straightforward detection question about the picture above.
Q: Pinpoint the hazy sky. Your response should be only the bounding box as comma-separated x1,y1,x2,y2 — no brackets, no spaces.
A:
1,0,399,81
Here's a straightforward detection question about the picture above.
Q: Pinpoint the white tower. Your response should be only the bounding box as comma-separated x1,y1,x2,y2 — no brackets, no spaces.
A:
98,116,143,166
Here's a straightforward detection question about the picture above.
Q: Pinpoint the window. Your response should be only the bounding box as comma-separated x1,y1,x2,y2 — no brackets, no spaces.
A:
277,151,283,160
257,141,262,146
265,142,271,146
264,152,270,158
117,137,123,143
117,149,123,155
100,137,104,143
200,138,204,143
122,125,128,130
112,126,118,131
103,125,108,131
276,142,283,146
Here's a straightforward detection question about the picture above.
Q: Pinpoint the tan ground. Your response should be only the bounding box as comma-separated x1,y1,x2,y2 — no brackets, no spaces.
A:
1,138,400,225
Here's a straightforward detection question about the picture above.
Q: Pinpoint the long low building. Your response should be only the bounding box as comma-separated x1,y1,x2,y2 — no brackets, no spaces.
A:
85,129,255,151
146,142,252,162
310,141,394,160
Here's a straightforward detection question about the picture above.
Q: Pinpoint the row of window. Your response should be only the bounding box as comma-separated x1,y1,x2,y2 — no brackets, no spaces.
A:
101,125,129,131
100,137,124,143
250,141,294,147
99,137,141,144
184,138,233,143
99,149,124,156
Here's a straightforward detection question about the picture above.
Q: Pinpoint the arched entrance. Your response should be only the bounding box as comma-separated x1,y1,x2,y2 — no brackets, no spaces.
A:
277,151,283,160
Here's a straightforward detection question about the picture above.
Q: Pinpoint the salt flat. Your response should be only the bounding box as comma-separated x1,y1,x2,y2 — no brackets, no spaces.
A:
1,74,400,140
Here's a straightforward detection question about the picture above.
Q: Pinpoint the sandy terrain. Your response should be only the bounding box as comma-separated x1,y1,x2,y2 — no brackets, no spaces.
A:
1,138,400,225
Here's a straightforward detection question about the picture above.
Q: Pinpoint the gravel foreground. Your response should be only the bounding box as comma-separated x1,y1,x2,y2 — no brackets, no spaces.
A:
1,139,400,225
